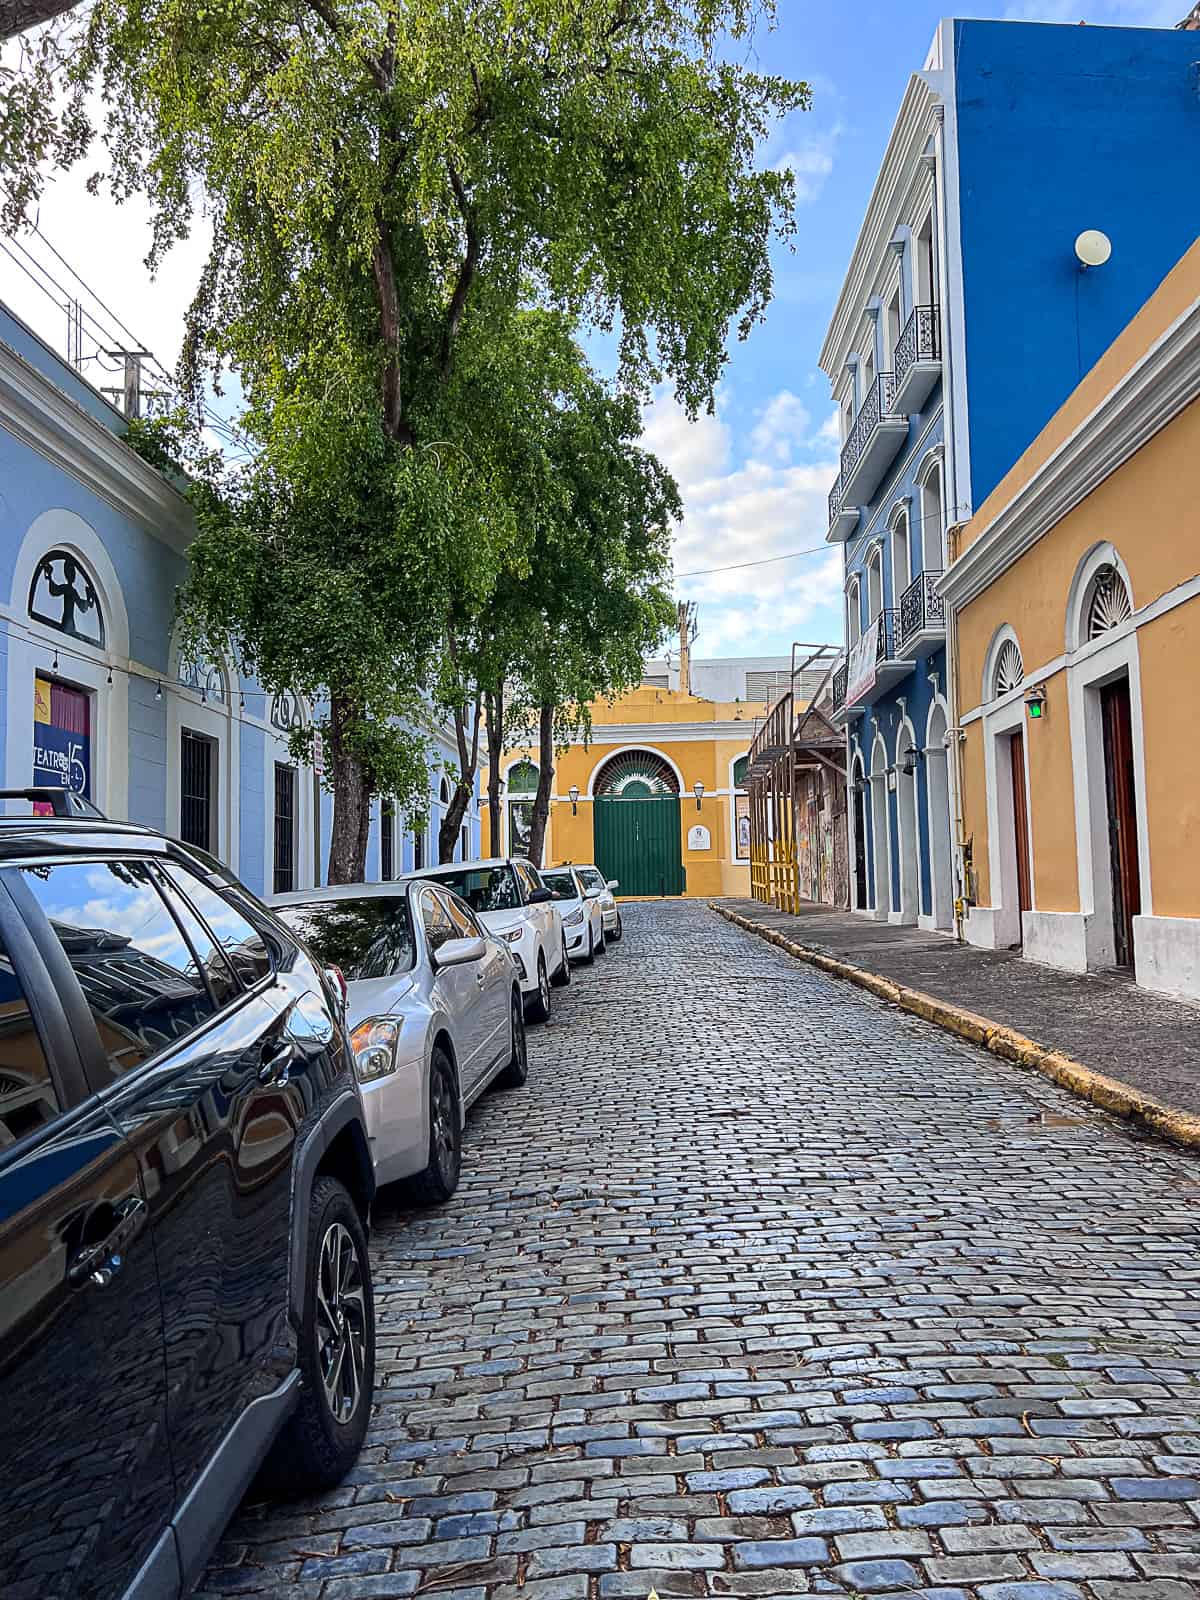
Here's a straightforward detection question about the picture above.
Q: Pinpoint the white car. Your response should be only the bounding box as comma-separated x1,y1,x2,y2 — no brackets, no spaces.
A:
541,864,606,963
414,857,568,1023
271,878,527,1200
574,863,623,942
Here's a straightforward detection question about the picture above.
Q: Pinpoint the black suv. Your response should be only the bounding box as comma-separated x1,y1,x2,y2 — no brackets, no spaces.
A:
0,795,376,1600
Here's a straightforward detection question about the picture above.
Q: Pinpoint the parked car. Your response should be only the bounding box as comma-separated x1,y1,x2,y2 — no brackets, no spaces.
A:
271,879,527,1203
0,791,376,1600
574,863,623,943
414,858,568,1022
541,864,606,963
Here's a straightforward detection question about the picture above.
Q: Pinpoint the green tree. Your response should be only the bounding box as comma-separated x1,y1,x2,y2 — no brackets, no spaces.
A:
5,0,808,880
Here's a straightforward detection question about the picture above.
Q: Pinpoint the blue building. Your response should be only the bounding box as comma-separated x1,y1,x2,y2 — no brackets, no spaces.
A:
0,302,480,893
821,16,1200,931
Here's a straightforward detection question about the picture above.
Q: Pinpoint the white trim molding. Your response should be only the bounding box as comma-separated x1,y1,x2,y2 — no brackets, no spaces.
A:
0,337,194,549
941,291,1200,609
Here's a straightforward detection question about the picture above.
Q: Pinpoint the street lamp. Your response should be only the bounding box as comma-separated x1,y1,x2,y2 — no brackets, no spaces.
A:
1025,684,1048,722
568,784,580,815
693,781,705,811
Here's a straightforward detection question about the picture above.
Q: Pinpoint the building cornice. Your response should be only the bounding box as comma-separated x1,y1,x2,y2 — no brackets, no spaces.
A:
566,721,760,747
940,293,1200,609
819,73,943,378
0,338,194,551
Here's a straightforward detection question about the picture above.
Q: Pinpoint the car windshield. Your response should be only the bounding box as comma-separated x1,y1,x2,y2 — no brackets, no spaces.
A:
428,865,521,913
578,868,606,894
276,896,415,980
541,870,577,900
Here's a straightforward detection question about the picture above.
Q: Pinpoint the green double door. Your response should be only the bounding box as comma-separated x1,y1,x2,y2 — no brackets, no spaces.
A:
594,793,685,897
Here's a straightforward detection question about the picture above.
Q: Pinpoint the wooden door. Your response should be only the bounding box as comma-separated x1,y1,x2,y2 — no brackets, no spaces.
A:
853,785,868,910
1101,678,1141,967
1010,728,1032,932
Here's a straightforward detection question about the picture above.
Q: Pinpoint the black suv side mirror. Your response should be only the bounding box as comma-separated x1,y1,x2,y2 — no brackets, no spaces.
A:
527,887,554,905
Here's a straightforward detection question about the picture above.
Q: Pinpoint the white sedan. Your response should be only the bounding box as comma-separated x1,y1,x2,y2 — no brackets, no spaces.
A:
414,857,568,1023
541,865,605,963
272,878,527,1202
573,864,623,943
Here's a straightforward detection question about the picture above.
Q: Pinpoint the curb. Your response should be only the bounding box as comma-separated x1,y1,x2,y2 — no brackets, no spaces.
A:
712,902,1200,1150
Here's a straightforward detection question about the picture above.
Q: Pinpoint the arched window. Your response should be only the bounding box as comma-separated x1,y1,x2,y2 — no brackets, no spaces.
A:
993,637,1024,698
846,576,862,647
593,750,679,798
733,756,749,789
866,546,884,622
1085,564,1133,640
918,455,944,572
890,505,911,600
270,688,304,732
29,550,105,646
179,656,227,704
506,759,538,795
439,776,451,805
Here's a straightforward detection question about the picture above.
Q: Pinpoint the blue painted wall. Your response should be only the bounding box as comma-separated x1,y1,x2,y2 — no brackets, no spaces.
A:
953,19,1200,505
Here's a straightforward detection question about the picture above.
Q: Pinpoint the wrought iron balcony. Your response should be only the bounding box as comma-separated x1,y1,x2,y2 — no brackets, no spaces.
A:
827,471,859,543
832,659,848,709
896,571,945,660
839,373,908,507
893,304,941,415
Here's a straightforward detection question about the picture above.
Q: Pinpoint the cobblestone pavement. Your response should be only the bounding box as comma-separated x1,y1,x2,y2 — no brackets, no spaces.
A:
205,901,1200,1600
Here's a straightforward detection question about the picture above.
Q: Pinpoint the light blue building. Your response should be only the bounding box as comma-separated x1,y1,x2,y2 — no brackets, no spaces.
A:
821,16,1200,931
0,302,480,892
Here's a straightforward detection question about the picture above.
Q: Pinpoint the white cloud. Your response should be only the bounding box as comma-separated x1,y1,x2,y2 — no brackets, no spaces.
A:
749,390,812,463
771,121,844,206
641,389,844,657
999,0,1180,21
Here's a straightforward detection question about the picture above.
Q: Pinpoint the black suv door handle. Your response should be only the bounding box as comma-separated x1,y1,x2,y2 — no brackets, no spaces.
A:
68,1195,147,1289
259,1038,296,1086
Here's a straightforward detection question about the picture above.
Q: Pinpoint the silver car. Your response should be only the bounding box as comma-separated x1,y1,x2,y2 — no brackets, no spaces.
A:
573,864,623,942
541,865,606,963
271,878,527,1202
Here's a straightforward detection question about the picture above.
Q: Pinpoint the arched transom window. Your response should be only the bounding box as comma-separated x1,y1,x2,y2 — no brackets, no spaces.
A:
506,759,538,794
1086,564,1133,640
992,637,1024,698
594,751,678,798
179,657,227,703
29,551,104,646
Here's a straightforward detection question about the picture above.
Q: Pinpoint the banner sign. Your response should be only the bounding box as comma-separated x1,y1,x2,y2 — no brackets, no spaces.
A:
33,676,92,811
845,623,879,707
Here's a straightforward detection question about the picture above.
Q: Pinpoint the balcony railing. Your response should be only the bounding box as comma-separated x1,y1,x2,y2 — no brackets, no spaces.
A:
827,470,859,542
897,571,945,655
832,659,848,710
828,472,843,526
839,373,907,505
873,606,899,662
893,304,941,414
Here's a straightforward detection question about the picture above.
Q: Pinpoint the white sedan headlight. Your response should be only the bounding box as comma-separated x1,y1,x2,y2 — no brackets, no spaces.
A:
350,1016,402,1082
564,907,585,927
501,927,524,944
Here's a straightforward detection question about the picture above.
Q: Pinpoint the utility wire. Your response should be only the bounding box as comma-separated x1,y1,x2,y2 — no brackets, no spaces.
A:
677,542,830,578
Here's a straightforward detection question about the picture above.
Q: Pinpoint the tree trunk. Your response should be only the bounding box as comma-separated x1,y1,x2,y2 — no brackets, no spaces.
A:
438,785,472,862
526,702,555,867
327,693,373,884
485,684,504,856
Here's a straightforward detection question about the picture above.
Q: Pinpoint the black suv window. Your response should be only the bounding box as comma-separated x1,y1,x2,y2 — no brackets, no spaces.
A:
160,862,274,987
21,860,219,1076
0,930,58,1145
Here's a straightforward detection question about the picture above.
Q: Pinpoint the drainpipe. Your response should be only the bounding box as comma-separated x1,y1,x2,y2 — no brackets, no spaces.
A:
945,519,971,944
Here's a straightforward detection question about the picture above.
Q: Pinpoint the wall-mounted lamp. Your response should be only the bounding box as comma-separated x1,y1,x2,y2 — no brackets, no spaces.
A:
693,781,705,811
886,767,898,792
900,748,919,777
1074,229,1112,271
1025,684,1048,722
568,784,580,815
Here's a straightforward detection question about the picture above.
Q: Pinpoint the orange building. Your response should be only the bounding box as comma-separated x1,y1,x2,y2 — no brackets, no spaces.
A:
943,241,1200,999
481,655,803,899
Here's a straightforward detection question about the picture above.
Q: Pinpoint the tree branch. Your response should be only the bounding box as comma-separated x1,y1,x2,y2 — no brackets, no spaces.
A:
303,0,390,94
441,160,479,382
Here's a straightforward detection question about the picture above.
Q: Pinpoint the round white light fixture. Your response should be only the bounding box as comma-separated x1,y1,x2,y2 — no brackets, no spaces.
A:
1074,229,1112,269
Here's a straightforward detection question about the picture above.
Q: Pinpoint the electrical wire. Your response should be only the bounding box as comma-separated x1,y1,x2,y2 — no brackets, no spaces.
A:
676,541,831,579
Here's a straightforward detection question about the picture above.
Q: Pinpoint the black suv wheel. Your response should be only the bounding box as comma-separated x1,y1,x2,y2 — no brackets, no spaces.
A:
267,1176,375,1491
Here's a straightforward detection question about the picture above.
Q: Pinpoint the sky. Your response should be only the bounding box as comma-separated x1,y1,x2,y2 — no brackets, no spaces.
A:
0,0,1186,661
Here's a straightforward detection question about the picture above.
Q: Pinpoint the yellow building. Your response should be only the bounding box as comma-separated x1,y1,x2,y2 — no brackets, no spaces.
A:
482,655,800,898
943,240,1200,999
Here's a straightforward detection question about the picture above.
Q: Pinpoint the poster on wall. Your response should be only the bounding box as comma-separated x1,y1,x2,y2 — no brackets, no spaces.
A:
735,793,750,860
33,675,92,814
845,623,879,706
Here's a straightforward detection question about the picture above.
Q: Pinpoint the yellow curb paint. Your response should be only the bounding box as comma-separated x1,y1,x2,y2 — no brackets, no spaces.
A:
711,902,1200,1151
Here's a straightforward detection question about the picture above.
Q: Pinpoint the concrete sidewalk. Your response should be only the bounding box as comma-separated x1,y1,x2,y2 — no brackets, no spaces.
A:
716,896,1200,1131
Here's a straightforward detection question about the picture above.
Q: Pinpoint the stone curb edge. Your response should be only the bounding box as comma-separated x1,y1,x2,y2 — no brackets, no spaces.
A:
711,902,1200,1151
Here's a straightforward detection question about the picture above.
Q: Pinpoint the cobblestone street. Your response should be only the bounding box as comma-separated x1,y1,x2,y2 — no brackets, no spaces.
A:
208,902,1200,1600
